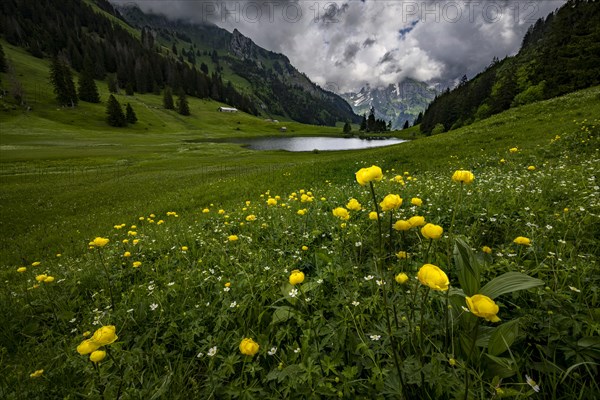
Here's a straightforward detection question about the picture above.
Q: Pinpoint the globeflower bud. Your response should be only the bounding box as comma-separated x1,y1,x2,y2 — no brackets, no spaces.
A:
355,165,383,186
452,170,475,184
465,294,501,322
332,207,350,221
346,198,362,211
417,264,449,291
91,325,118,346
90,350,106,363
421,223,444,240
239,338,260,356
289,269,305,285
380,194,402,211
395,273,409,284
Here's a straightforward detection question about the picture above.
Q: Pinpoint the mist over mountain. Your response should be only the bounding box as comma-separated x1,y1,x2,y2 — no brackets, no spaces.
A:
341,79,437,130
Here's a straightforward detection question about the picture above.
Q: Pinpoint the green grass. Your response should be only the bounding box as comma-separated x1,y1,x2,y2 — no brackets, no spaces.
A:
1,41,599,399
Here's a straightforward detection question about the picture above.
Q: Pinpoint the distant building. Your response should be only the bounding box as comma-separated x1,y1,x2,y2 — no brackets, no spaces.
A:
279,127,287,132
218,107,238,113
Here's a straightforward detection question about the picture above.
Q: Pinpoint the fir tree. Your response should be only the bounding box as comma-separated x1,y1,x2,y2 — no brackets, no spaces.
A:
177,91,190,116
343,122,351,134
359,115,367,131
49,57,78,107
125,82,134,96
106,94,126,127
0,43,8,73
125,103,137,124
403,120,409,129
163,86,174,109
107,75,118,94
78,59,100,103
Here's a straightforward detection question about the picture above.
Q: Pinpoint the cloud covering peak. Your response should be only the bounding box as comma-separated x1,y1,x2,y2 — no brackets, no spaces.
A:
113,0,565,92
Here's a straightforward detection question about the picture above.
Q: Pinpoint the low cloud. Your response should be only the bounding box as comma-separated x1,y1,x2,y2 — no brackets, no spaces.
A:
113,0,566,92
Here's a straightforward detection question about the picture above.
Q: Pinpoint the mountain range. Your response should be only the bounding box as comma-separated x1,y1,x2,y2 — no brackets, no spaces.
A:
341,79,437,130
0,0,359,126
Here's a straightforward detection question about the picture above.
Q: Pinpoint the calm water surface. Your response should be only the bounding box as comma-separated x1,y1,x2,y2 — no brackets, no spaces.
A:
232,136,407,152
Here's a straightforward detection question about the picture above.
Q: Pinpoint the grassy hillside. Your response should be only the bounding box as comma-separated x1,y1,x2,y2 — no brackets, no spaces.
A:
2,33,600,398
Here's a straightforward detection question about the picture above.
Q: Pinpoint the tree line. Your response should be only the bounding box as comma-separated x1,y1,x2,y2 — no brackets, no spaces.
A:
420,0,600,135
0,0,258,115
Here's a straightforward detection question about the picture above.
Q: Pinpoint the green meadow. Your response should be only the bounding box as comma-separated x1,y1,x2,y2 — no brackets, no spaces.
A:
1,40,600,398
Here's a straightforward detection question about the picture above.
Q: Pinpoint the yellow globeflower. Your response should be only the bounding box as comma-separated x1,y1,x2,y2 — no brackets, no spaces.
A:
30,369,44,378
44,276,55,283
35,274,47,282
393,220,411,231
408,216,426,227
245,215,256,222
369,211,379,220
332,207,350,221
17,267,27,273
380,194,402,211
297,209,307,216
346,198,362,211
133,261,142,268
395,273,409,284
513,236,531,246
396,251,408,259
509,147,519,153
355,165,383,186
289,269,305,285
417,264,449,291
421,223,444,240
267,198,277,206
31,261,41,267
465,294,501,322
181,246,188,251
91,325,118,346
411,197,423,206
482,246,492,254
90,350,107,363
527,166,536,171
301,246,309,251
452,170,475,184
90,237,110,247
76,339,99,355
228,235,239,242
239,338,260,356
202,208,210,213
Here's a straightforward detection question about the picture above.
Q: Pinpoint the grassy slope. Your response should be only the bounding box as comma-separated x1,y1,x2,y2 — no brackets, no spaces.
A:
1,40,600,265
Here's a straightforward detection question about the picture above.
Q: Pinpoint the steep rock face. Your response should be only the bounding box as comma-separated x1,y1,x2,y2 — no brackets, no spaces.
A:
229,29,257,60
342,79,437,129
117,6,358,125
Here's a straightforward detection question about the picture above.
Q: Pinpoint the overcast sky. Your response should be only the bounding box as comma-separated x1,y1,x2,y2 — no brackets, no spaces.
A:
116,0,566,93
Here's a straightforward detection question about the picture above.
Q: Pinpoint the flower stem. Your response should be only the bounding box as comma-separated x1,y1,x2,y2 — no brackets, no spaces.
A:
97,249,115,310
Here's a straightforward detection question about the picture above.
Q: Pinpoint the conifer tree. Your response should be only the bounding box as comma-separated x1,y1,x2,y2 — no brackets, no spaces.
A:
343,122,351,134
163,86,174,109
106,94,126,127
125,103,137,124
176,91,190,116
359,115,367,131
107,75,118,94
78,58,100,103
403,120,409,129
49,57,78,107
0,43,7,73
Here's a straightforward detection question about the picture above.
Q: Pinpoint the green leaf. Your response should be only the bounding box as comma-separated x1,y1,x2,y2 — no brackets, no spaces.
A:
488,319,520,356
453,238,480,296
271,306,296,325
299,281,320,294
480,272,544,299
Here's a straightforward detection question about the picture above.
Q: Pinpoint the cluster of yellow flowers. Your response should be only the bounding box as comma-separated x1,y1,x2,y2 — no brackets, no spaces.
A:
355,165,383,186
89,237,109,247
76,326,118,363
